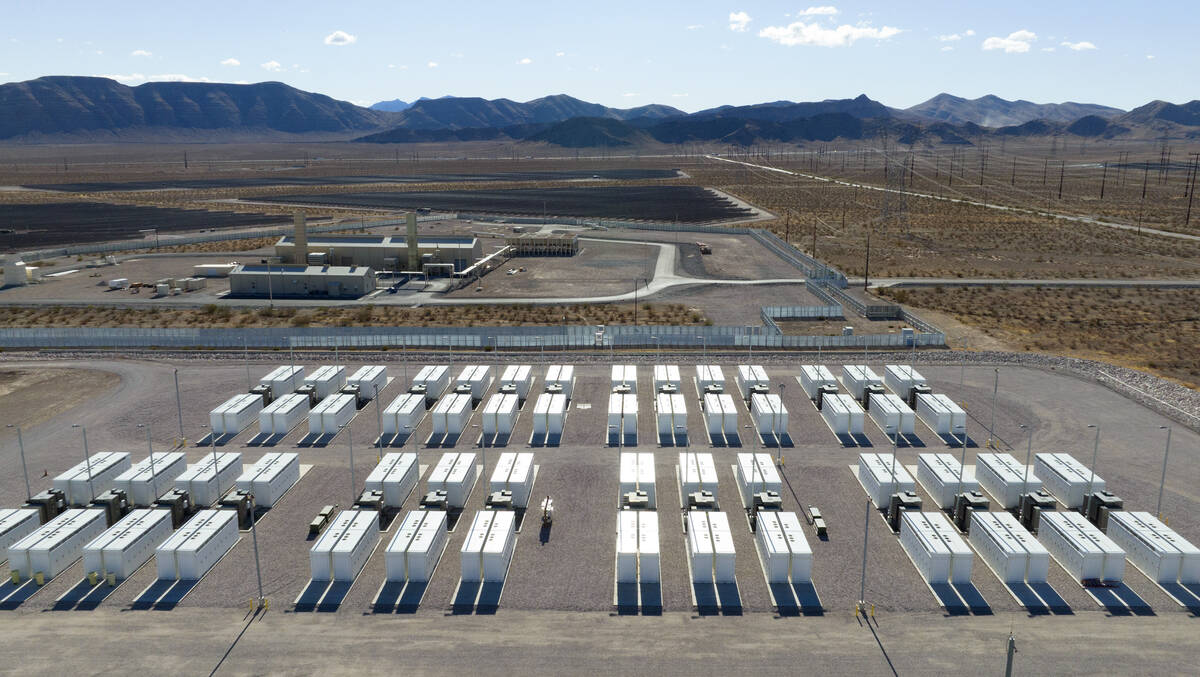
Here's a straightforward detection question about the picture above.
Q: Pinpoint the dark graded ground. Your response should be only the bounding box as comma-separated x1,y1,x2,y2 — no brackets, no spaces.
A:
0,202,294,249
22,169,681,193
248,186,755,223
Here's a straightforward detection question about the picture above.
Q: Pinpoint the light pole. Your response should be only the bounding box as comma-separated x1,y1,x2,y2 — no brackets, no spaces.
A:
137,423,159,502
266,259,274,310
1156,426,1171,519
71,423,96,502
1019,424,1033,498
474,423,484,492
341,423,357,504
696,335,706,361
987,368,999,449
248,492,265,606
374,384,383,460
1084,424,1101,507
173,368,184,440
6,424,32,501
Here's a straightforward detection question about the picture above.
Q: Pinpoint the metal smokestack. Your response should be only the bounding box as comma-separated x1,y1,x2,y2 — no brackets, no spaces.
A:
406,212,419,272
293,211,308,264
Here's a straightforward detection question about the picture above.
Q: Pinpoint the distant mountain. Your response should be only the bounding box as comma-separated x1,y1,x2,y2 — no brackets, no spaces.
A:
690,94,898,122
906,93,1124,127
0,76,392,140
370,98,413,112
525,117,652,148
383,94,686,130
1118,100,1200,127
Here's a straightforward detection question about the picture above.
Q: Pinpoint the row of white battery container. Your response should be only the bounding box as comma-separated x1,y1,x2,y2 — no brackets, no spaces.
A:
83,508,174,580
611,364,638,392
501,365,534,399
481,393,519,437
383,393,424,436
428,452,478,508
696,365,725,391
532,393,567,437
309,393,357,436
735,365,769,399
687,511,736,583
311,509,379,581
969,511,1050,584
858,452,916,508
346,365,388,398
841,365,882,401
619,452,657,508
209,393,264,436
883,364,926,400
53,452,132,506
899,511,974,584
543,364,574,399
867,393,915,436
259,393,310,435
412,365,451,403
456,365,493,400
679,452,719,497
1037,511,1125,583
7,508,107,580
653,364,681,391
915,393,966,437
704,393,739,437
157,509,239,581
114,452,187,506
608,393,638,437
735,453,781,507
260,365,304,395
365,453,419,507
386,510,448,582
1105,511,1200,584
234,452,300,507
756,511,812,584
431,393,473,436
750,393,788,435
975,453,1041,509
822,394,864,435
176,452,243,507
916,453,979,509
655,392,687,437
799,365,837,399
305,365,346,400
616,511,660,584
490,452,535,508
461,510,516,583
1034,452,1104,509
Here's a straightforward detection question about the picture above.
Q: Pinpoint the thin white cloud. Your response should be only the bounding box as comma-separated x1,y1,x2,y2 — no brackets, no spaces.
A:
324,30,357,46
517,57,532,65
1041,47,1056,52
758,20,901,47
260,60,283,72
982,29,1036,53
940,46,954,52
796,6,838,16
147,73,212,83
938,33,962,41
427,61,438,68
220,57,240,67
1146,54,1155,60
685,24,703,30
130,49,152,57
99,73,146,84
966,29,975,36
1061,40,1097,51
729,11,752,32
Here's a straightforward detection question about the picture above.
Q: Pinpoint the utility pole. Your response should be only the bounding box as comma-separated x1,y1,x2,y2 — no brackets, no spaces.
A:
1057,161,1065,200
1099,162,1107,200
859,498,870,609
863,224,871,291
1156,426,1171,519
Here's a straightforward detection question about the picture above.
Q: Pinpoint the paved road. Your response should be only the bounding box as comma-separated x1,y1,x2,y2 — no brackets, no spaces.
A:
707,155,1200,243
865,277,1200,289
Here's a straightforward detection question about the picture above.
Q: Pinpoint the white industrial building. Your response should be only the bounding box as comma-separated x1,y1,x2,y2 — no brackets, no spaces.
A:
275,235,481,274
228,264,377,299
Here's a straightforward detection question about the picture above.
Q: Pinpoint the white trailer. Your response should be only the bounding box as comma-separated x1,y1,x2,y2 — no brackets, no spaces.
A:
607,393,637,440
916,453,978,509
857,453,916,508
799,365,837,399
696,365,726,392
235,452,300,507
884,365,926,399
756,511,813,584
309,393,357,437
385,510,448,582
155,509,238,581
489,452,535,508
209,393,264,436
1106,512,1200,584
736,452,781,506
532,393,567,438
460,510,516,583
1038,511,1125,583
868,393,916,436
259,392,310,436
82,508,173,580
653,364,682,391
618,452,656,508
309,509,380,582
688,511,735,583
304,365,347,400
7,508,107,580
430,393,472,437
611,365,637,392
175,452,243,507
703,393,739,438
501,364,534,399
0,509,40,560
735,365,769,399
455,365,493,400
412,365,451,401
969,511,1050,584
382,393,424,437
617,510,660,584
750,393,788,435
427,452,477,508
364,452,419,508
915,394,966,438
53,451,132,506
655,392,687,438
259,365,304,395
113,452,187,506
1034,453,1104,509
481,393,519,438
347,365,388,399
900,511,974,584
841,365,882,401
976,453,1040,509
679,452,719,497
821,394,864,436
543,365,574,399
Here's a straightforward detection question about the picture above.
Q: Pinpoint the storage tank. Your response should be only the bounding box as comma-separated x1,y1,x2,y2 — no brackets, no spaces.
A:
610,365,637,392
0,509,41,558
53,451,132,506
757,511,813,583
703,393,738,438
653,364,682,392
82,508,173,580
841,365,882,402
618,452,656,509
543,365,574,399
679,452,719,496
916,453,978,509
259,365,305,394
7,508,107,580
309,509,380,582
385,510,448,582
867,393,916,436
735,365,769,399
533,393,567,438
259,392,310,436
309,393,357,436
175,452,243,507
750,393,788,435
489,452,535,508
1105,511,1200,584
696,365,726,392
382,393,424,437
857,453,915,508
799,365,837,400
427,452,477,508
113,452,187,506
481,393,519,438
431,393,472,437
304,365,348,400
209,393,264,436
1037,511,1125,583
460,510,516,583
736,452,781,506
455,365,493,401
364,452,419,508
235,452,300,507
347,365,388,399
501,364,534,400
655,392,687,440
915,394,966,437
821,394,864,436
1034,453,1104,509
969,511,1050,584
976,453,1040,509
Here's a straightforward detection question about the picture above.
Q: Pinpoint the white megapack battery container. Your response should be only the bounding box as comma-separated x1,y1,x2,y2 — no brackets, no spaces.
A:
235,452,300,507
364,453,419,508
113,452,187,506
53,451,132,506
385,510,448,582
7,508,107,580
427,452,477,508
155,509,239,581
309,509,380,582
175,452,243,507
82,508,173,580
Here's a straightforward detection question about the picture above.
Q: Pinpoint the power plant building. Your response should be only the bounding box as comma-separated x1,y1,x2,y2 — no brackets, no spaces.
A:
504,232,579,256
228,264,377,298
274,235,481,274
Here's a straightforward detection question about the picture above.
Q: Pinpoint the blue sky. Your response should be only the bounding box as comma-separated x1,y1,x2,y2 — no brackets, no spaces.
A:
0,1,1191,112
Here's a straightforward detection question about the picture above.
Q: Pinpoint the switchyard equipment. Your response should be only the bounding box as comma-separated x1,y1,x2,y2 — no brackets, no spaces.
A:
385,510,448,582
900,511,974,585
969,511,1050,584
611,365,638,393
858,453,916,508
655,392,687,442
916,453,979,509
915,394,966,438
304,365,348,400
455,365,493,401
411,365,451,405
481,393,519,438
0,509,40,559
347,365,388,400
884,365,927,402
750,393,788,436
799,365,837,400
687,511,735,584
821,394,865,436
24,489,66,524
608,392,638,442
309,509,380,582
7,508,106,581
364,453,419,508
81,508,173,581
460,509,516,583
757,511,813,584
735,365,769,399
489,452,535,508
258,393,310,437
976,453,1041,510
113,452,187,506
259,365,305,395
679,452,719,497
1034,453,1105,509
653,365,682,392
616,510,660,584
703,393,738,439
1037,511,1125,583
427,452,477,508
1106,512,1200,584
382,393,424,438
696,365,726,392
53,452,132,506
308,393,357,437
209,393,264,436
235,452,300,507
543,365,574,400
175,453,243,507
841,365,883,402
867,393,915,435
619,453,656,509
430,393,472,437
736,453,781,508
501,365,534,400
532,393,567,438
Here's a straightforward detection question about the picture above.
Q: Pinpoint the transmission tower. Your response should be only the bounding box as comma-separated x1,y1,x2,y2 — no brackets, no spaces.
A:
879,144,909,237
